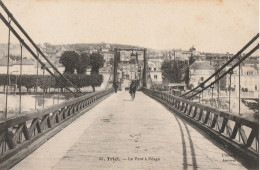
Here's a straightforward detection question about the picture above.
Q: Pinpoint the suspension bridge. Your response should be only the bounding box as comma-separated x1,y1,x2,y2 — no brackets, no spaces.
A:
0,1,259,170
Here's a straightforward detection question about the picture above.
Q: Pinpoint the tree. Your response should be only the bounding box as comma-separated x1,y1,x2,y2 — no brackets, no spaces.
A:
20,75,37,92
59,51,79,74
90,53,104,74
184,67,190,88
0,74,7,92
189,55,196,65
54,74,103,92
89,53,104,91
161,60,189,84
9,55,21,61
76,52,90,74
38,76,55,92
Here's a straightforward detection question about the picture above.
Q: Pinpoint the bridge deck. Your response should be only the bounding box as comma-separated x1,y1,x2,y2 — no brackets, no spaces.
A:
12,91,246,170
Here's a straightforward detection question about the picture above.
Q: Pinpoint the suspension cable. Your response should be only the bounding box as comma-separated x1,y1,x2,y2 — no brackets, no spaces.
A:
181,33,259,97
36,52,39,93
187,44,259,99
5,17,11,118
0,1,82,94
0,12,81,96
19,42,23,114
35,52,39,109
42,65,45,108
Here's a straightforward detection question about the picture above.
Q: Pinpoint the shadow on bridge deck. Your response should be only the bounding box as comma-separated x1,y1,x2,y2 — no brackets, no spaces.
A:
11,91,247,170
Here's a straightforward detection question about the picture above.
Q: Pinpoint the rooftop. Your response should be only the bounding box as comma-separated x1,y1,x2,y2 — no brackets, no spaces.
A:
14,58,35,65
0,57,14,66
190,61,215,70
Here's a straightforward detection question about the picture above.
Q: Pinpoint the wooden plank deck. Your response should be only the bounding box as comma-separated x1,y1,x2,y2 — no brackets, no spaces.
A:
11,91,247,170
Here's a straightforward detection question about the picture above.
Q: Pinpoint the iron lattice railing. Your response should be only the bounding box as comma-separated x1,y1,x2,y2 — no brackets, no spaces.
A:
0,88,114,169
142,88,259,167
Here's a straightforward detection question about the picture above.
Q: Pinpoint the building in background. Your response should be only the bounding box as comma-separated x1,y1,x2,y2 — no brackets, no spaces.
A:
226,66,259,92
148,60,162,84
189,61,215,89
0,57,36,75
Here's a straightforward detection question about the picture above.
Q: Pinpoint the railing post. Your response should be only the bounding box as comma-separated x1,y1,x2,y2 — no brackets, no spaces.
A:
210,114,218,128
183,103,188,113
180,102,185,111
142,48,147,87
202,111,210,124
198,109,203,121
187,105,193,116
113,48,118,87
246,128,258,147
231,123,239,139
192,107,198,118
219,118,228,133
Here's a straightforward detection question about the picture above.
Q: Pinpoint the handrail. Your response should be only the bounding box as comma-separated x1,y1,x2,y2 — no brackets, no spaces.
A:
0,89,108,129
0,88,114,168
160,91,258,127
142,88,259,166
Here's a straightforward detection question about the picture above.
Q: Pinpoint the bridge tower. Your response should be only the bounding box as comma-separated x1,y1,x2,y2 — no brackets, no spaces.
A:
113,48,148,88
113,48,118,87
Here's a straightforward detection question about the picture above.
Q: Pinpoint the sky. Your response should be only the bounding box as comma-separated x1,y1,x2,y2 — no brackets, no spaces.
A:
0,0,259,53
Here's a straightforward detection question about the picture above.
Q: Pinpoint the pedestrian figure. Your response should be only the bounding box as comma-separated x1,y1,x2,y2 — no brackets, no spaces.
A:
129,81,137,100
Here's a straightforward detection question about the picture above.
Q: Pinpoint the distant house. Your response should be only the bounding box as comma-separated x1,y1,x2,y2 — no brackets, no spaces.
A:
120,51,131,63
13,58,35,75
148,58,163,71
0,57,36,75
189,61,215,89
226,66,259,92
167,46,196,61
165,82,187,94
148,61,162,84
89,49,98,54
101,52,114,63
205,53,232,62
242,57,259,69
118,63,137,80
129,64,138,80
0,57,15,74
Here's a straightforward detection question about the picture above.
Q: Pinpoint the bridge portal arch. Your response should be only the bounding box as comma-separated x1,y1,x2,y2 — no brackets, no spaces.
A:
113,48,147,88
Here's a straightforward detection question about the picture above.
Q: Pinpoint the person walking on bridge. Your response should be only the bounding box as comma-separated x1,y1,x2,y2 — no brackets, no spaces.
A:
129,80,137,100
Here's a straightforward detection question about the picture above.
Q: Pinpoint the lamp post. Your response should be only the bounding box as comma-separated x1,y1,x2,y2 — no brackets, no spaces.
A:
135,52,138,80
41,64,46,108
143,49,147,87
215,61,220,109
113,48,118,87
238,56,241,115
201,83,204,104
228,70,234,112
210,84,214,106
217,74,220,109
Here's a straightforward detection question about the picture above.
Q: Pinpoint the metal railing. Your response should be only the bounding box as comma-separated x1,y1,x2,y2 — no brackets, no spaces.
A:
142,88,259,167
0,88,114,169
